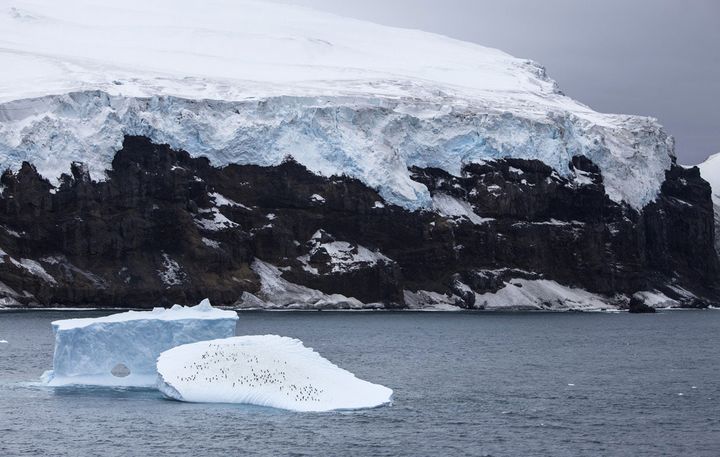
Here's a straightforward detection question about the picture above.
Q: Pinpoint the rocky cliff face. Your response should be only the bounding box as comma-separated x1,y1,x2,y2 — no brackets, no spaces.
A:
0,136,717,310
697,153,720,256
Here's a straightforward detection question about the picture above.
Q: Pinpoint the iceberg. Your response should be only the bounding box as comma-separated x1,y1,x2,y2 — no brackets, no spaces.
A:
43,299,238,387
156,336,393,412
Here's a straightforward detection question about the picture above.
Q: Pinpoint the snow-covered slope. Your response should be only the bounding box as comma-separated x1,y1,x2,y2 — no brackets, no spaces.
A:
698,153,720,254
698,153,720,206
0,0,621,103
43,299,238,387
0,0,674,209
157,335,393,412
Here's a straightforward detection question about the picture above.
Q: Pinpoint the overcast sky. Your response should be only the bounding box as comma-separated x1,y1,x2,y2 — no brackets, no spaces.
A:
278,0,719,164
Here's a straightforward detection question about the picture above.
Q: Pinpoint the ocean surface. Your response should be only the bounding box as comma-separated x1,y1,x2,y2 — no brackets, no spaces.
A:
1,310,719,456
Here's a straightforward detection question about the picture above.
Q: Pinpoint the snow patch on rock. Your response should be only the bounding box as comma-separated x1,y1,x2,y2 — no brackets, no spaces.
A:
195,208,239,232
0,280,21,307
201,238,221,249
9,258,56,284
432,193,493,225
474,279,615,311
403,290,462,311
40,256,108,288
633,290,680,309
158,253,186,287
209,192,252,211
573,169,595,186
1,226,22,237
298,230,393,275
241,260,378,310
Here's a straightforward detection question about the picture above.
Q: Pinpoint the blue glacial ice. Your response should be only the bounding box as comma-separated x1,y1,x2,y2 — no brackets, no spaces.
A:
42,299,238,387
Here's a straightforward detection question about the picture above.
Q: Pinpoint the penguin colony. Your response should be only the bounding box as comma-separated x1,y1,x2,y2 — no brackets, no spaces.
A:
174,343,325,403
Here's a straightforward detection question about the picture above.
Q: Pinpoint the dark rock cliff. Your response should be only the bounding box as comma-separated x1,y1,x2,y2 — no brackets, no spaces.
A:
0,136,717,309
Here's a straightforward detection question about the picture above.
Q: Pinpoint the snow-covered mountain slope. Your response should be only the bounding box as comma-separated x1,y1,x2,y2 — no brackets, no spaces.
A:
698,153,720,206
698,153,720,254
0,0,674,209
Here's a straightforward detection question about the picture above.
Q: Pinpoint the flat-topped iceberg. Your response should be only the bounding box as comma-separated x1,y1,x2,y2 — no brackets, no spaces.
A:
43,299,238,387
157,336,393,412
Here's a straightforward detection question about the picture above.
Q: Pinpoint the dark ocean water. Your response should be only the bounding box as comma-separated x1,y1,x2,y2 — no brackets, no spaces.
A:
0,310,719,457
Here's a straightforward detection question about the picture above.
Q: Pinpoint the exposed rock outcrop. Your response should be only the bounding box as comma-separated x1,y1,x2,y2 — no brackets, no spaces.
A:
628,297,657,314
0,136,717,309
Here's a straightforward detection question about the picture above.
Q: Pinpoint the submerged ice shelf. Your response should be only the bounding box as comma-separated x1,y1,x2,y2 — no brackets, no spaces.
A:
157,336,393,412
43,300,238,387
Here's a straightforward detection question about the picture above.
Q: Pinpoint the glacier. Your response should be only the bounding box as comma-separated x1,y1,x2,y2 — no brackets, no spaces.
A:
0,0,675,210
43,299,238,387
156,336,393,412
698,153,720,254
698,152,720,207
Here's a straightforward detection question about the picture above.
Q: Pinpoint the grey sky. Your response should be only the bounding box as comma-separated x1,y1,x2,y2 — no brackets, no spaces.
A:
278,0,719,164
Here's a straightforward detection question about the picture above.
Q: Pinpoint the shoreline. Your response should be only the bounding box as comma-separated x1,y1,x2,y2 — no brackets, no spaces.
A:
1,306,717,314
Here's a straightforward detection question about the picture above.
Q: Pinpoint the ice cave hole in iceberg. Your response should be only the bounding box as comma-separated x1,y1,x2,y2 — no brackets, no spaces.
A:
110,363,131,378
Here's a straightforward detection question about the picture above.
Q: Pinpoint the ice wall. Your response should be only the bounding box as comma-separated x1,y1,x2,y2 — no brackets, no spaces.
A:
43,300,238,387
0,92,673,211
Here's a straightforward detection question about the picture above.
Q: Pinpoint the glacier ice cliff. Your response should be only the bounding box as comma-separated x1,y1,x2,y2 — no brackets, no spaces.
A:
42,300,238,387
157,335,393,412
0,0,675,210
0,91,673,211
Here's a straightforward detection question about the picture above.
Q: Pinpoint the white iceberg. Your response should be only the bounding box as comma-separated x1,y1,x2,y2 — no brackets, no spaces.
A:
156,336,393,412
43,299,238,387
